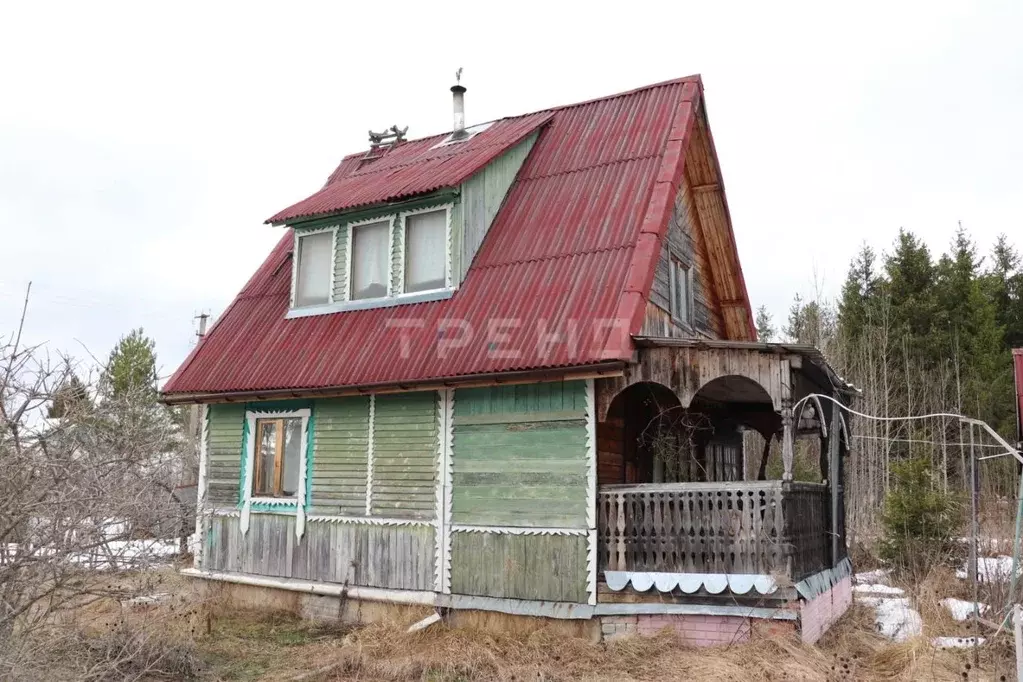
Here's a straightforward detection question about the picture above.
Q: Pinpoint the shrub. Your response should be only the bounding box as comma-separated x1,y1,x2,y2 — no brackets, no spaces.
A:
879,457,960,575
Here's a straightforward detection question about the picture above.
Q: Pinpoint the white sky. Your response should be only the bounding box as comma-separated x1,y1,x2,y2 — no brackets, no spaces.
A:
1,0,1021,379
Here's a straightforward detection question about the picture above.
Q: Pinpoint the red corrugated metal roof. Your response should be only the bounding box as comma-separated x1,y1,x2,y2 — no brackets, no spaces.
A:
268,112,555,224
164,76,711,398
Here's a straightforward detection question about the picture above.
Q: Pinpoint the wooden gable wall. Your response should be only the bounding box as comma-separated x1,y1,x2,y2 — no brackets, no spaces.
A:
641,99,755,342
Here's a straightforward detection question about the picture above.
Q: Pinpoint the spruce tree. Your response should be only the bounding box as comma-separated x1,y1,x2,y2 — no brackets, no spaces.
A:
101,328,158,401
755,305,775,342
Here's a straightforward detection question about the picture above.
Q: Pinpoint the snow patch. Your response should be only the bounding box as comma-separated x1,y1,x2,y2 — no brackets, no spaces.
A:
932,636,986,649
874,598,923,641
854,583,904,596
941,598,988,622
956,556,1020,582
854,569,891,585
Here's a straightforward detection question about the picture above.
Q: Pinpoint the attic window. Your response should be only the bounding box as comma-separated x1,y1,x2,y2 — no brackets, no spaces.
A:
404,209,447,293
669,257,693,325
351,219,391,300
293,230,334,307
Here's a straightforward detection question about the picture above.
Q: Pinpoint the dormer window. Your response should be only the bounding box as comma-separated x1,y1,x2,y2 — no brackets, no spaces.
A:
404,208,447,293
287,202,454,318
293,229,334,307
350,218,391,300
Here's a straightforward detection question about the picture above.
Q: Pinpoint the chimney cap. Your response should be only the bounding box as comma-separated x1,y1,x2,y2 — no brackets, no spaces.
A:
451,84,466,94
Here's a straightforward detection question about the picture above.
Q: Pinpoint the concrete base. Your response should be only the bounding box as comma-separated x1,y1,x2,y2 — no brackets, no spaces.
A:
201,579,600,640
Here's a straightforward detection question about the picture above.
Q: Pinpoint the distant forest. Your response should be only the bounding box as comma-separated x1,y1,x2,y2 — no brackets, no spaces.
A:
755,227,1023,531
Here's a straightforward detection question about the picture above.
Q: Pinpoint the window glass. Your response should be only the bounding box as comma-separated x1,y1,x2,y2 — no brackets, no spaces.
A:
670,259,691,323
405,210,447,293
295,231,332,307
254,420,278,496
281,418,303,496
351,220,390,299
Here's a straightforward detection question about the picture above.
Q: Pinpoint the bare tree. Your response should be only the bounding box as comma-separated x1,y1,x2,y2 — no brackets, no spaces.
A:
0,289,193,678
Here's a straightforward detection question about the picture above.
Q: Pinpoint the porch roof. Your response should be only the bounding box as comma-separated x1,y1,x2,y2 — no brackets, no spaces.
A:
633,336,858,397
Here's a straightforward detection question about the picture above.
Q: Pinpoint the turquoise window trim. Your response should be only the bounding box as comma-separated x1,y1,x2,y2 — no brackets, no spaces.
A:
237,400,315,513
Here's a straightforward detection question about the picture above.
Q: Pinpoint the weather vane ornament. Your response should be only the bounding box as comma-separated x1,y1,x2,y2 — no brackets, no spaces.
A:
455,67,463,85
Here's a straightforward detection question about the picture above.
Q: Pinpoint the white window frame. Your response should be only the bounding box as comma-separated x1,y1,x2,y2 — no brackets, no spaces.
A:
240,408,311,539
397,204,453,296
286,202,455,319
345,214,395,303
290,226,338,309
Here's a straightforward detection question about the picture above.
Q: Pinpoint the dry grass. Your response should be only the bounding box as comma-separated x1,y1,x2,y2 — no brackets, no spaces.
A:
6,569,1020,681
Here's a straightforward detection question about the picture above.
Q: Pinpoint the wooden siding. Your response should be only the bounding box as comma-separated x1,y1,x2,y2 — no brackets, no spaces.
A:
206,514,434,590
449,532,589,602
371,392,438,518
454,132,538,281
684,104,754,341
643,172,722,339
207,404,245,506
596,416,624,485
451,381,589,528
309,397,371,515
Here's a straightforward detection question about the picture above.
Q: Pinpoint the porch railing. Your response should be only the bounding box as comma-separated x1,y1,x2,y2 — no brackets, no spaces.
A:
597,481,831,581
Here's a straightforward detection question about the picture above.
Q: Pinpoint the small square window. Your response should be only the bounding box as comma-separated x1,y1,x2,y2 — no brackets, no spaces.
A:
669,258,692,324
252,417,303,498
404,209,447,293
351,220,391,300
294,231,333,307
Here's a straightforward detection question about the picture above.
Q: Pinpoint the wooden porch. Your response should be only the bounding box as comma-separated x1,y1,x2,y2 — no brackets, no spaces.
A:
597,481,834,582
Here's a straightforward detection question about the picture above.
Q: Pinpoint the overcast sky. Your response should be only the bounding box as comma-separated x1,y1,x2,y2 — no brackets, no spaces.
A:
1,1,1021,381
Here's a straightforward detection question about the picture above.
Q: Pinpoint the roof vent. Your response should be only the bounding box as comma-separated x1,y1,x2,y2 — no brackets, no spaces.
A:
451,68,467,141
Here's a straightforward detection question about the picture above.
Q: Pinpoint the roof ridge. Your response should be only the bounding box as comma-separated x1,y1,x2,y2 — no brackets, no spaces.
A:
332,76,701,158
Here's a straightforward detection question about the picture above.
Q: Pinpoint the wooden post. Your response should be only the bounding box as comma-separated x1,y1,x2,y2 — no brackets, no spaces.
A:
829,403,842,567
781,405,795,482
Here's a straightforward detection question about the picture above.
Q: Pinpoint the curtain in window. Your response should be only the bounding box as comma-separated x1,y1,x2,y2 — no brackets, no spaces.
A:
295,232,332,307
405,210,446,293
352,221,390,299
281,418,303,496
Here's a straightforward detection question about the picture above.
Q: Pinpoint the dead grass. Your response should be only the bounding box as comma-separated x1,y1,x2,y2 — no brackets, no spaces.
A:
6,568,1020,681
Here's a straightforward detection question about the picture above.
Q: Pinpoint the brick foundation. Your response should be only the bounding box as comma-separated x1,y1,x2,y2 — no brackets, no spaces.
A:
799,575,853,644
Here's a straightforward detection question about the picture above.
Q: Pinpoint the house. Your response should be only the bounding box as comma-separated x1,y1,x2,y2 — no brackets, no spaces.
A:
163,75,856,645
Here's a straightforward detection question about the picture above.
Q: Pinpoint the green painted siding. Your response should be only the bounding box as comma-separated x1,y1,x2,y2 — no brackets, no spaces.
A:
451,381,588,527
449,532,588,602
206,404,245,506
371,392,437,518
310,397,371,515
454,132,538,281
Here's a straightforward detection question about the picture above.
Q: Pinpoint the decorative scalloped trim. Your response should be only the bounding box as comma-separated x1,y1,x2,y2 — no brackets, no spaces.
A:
366,395,375,515
441,389,454,594
433,391,445,592
306,515,433,526
250,497,298,507
450,525,588,536
795,557,853,601
584,379,598,605
210,509,240,518
603,571,779,596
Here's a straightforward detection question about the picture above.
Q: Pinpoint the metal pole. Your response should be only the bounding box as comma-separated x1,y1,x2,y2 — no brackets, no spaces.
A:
1010,461,1023,615
970,422,980,669
1015,604,1023,682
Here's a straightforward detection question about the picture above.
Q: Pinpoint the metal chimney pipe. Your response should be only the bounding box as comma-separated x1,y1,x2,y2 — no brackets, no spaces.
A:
451,83,467,140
